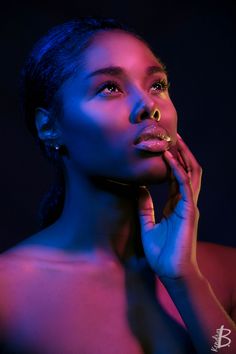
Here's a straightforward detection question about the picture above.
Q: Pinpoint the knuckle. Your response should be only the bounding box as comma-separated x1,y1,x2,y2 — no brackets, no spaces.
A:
196,165,203,174
193,205,200,217
175,160,181,169
187,204,199,219
193,160,202,171
183,175,191,184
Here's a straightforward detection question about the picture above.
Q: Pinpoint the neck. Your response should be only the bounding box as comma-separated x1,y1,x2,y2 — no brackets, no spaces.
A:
49,169,143,264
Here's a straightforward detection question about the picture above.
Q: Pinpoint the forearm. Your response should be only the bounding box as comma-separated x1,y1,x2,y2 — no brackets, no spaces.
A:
161,269,236,354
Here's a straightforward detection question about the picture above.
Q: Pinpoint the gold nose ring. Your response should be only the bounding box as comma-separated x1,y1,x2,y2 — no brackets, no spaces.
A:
150,108,161,121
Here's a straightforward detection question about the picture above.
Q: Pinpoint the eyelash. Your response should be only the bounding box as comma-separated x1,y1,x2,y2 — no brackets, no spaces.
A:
150,79,170,93
96,79,170,97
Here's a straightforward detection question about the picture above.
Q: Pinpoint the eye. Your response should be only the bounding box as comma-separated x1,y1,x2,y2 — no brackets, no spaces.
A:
150,79,169,94
96,81,123,97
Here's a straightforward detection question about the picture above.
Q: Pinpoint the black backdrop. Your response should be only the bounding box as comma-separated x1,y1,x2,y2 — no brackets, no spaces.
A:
0,0,235,251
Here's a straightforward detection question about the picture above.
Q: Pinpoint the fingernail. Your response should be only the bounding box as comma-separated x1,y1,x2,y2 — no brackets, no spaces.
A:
164,150,174,157
177,133,182,139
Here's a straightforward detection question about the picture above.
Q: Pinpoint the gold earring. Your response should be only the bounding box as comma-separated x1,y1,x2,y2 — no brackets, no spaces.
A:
150,108,161,121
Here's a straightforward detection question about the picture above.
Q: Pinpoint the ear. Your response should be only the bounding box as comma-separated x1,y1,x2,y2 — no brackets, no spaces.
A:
35,107,61,144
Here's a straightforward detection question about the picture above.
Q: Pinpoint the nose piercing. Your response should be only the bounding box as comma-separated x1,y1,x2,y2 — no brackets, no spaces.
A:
150,108,161,121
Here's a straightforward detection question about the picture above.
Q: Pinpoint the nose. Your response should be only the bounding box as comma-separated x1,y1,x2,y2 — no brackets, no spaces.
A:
130,96,161,124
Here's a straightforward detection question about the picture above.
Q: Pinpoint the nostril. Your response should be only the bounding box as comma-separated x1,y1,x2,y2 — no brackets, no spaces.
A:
139,108,161,122
151,108,161,121
153,111,159,119
140,111,150,121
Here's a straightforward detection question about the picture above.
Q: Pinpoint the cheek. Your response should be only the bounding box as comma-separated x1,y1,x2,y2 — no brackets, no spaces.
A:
59,96,179,182
62,98,129,133
59,101,134,174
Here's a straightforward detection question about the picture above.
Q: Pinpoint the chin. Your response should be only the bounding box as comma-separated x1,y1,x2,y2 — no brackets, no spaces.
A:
132,153,171,185
106,155,171,187
133,144,179,185
135,168,170,185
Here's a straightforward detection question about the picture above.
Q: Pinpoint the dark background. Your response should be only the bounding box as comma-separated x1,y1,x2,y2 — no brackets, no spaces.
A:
0,0,235,251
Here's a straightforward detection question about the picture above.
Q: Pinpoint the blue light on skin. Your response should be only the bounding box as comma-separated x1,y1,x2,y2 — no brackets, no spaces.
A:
26,30,178,265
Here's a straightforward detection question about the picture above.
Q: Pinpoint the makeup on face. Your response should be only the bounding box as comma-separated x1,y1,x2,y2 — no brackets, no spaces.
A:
133,123,172,153
83,64,169,100
59,31,178,183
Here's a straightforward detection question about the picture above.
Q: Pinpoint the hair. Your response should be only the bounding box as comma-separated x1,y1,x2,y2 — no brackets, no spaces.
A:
20,17,156,229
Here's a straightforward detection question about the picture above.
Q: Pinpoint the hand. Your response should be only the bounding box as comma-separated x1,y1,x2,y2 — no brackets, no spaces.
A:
138,134,202,280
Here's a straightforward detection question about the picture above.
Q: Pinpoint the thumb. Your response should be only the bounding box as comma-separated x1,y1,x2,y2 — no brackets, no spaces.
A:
138,187,155,233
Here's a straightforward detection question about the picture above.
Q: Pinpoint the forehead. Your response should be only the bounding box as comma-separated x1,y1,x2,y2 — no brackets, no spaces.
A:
82,30,162,72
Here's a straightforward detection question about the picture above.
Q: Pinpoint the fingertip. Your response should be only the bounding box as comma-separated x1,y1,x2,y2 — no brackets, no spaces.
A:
164,150,174,159
164,150,172,155
177,133,183,139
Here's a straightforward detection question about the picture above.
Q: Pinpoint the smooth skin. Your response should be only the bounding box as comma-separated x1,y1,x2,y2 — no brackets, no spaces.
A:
0,30,235,354
139,135,202,280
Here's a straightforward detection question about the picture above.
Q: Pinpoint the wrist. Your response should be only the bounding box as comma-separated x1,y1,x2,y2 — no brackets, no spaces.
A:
159,265,209,293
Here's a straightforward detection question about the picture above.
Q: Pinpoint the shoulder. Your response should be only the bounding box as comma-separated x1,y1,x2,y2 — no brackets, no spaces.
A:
0,249,26,302
0,248,38,348
0,251,15,342
196,241,236,311
197,241,236,273
0,246,43,340
0,246,40,307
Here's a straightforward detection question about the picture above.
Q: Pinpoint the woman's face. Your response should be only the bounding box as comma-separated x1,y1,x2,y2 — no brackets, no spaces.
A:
58,30,178,184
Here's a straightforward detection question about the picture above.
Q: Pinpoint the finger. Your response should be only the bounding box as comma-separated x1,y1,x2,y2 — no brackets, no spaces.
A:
177,134,194,173
177,134,201,174
163,150,193,204
176,149,187,171
168,175,179,199
176,145,194,188
138,186,155,233
161,171,180,217
177,134,202,203
163,193,181,217
177,133,198,161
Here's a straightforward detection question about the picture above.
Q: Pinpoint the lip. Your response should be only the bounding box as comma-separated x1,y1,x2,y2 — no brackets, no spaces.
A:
133,123,172,153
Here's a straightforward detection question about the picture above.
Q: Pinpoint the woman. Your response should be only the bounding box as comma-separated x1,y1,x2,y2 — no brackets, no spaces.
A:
0,18,235,354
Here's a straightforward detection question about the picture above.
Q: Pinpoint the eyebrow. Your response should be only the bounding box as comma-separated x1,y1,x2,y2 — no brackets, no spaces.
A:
85,65,167,79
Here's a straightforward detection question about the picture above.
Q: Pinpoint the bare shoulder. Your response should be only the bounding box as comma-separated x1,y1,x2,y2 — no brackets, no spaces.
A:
0,248,27,300
196,241,236,311
0,250,19,341
0,250,19,284
0,246,40,305
197,241,236,275
0,246,32,273
0,244,54,342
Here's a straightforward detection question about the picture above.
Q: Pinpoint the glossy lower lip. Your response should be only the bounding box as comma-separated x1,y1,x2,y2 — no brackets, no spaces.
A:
134,138,170,152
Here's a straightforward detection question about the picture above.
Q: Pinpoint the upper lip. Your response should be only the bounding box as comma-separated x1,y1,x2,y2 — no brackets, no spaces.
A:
134,123,172,145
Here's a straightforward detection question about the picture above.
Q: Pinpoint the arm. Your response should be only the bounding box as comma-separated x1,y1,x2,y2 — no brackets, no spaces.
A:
161,268,236,353
138,135,236,353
